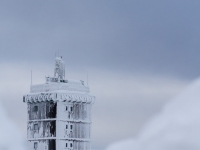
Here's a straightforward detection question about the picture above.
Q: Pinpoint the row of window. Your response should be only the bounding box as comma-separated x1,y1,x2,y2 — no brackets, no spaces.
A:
33,124,73,130
32,106,73,112
66,125,73,130
66,106,73,111
33,142,73,149
66,143,73,148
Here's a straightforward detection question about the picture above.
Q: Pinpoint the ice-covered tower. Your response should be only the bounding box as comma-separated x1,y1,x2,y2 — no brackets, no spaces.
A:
23,57,95,150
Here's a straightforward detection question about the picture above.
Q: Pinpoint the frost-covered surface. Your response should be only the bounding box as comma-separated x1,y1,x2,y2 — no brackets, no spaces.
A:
0,102,25,150
106,78,200,150
24,91,95,104
25,57,94,150
30,80,89,93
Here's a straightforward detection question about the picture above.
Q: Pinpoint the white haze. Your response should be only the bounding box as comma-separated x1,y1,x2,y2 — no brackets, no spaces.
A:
0,101,25,150
106,77,200,150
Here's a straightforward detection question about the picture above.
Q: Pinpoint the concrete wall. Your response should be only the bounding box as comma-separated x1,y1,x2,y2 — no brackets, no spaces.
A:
56,140,90,150
27,101,92,150
57,102,92,121
56,121,90,139
28,140,55,150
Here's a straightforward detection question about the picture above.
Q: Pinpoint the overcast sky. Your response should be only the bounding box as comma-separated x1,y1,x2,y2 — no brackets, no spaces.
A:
0,1,200,149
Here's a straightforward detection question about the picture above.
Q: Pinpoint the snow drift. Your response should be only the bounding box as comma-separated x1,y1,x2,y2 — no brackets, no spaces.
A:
0,102,25,150
106,78,200,150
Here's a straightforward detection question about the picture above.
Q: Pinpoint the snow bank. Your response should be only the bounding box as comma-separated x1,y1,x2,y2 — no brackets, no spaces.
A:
0,102,25,150
106,78,200,150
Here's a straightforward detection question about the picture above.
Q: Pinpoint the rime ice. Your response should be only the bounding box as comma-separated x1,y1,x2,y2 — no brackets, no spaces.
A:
23,57,95,150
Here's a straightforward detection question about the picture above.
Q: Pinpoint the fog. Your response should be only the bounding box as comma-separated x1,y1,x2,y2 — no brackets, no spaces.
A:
0,101,25,150
106,78,200,150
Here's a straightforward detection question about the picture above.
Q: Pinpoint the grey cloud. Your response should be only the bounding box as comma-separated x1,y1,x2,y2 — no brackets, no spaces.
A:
105,77,200,150
1,1,200,78
0,1,200,149
89,70,189,148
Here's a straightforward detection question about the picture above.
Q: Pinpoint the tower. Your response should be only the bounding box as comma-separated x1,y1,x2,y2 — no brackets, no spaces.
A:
23,57,95,150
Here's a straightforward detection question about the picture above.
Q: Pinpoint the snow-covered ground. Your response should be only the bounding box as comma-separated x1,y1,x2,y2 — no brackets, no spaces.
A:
106,78,200,150
0,102,25,150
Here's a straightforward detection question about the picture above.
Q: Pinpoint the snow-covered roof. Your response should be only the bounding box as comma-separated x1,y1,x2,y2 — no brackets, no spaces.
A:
24,57,95,103
30,79,89,93
25,79,94,103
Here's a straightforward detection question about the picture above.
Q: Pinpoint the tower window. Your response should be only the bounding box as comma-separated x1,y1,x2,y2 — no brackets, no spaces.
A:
34,124,38,130
70,125,73,130
70,107,73,111
70,143,73,147
66,125,68,129
33,106,38,112
66,143,68,147
66,106,68,111
34,142,38,149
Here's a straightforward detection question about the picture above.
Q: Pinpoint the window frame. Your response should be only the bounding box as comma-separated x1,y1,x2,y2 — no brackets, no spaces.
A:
34,142,38,149
34,124,39,130
66,106,68,111
33,106,38,112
